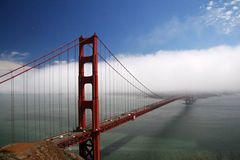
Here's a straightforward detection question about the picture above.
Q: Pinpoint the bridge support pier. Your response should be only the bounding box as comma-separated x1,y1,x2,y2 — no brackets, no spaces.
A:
78,33,100,160
185,96,196,105
79,139,93,159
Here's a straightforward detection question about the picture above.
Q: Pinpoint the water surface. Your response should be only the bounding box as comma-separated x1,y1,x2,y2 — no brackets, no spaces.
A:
100,94,240,159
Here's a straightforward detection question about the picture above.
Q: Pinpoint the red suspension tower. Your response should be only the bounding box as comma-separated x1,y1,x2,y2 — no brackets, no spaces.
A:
78,33,100,160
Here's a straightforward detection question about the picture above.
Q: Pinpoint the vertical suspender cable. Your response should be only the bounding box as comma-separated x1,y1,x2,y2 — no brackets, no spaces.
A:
49,60,52,136
26,72,29,140
117,63,120,115
33,64,37,139
124,74,127,113
43,58,46,137
104,48,107,121
51,58,55,134
61,52,63,131
109,53,111,119
60,54,63,131
113,62,115,117
58,51,61,131
23,72,26,141
74,41,77,128
133,77,135,109
67,48,70,133
38,65,41,138
10,73,15,143
99,43,102,122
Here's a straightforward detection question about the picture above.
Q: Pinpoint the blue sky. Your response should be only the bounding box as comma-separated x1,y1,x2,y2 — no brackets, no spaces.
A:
1,0,240,61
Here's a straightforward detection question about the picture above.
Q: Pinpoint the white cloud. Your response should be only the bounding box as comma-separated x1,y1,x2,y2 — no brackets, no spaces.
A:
129,1,240,49
1,45,240,94
231,0,238,5
233,6,239,10
119,45,240,93
226,10,233,15
207,6,212,10
0,60,24,74
203,0,240,34
136,17,183,46
209,1,214,6
134,16,204,48
0,51,29,61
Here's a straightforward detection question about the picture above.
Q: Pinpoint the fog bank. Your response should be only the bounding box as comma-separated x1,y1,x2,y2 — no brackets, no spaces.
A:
0,45,240,94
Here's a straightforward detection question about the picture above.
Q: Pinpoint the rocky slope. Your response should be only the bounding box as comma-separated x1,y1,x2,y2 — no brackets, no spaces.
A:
0,141,84,160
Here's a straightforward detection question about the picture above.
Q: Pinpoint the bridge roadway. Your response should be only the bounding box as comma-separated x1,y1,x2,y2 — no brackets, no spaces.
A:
47,97,184,148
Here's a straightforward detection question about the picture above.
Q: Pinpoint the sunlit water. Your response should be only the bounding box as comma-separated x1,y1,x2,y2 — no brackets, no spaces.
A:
1,94,240,159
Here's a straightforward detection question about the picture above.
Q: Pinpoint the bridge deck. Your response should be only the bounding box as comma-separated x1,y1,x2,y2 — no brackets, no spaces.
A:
47,97,183,148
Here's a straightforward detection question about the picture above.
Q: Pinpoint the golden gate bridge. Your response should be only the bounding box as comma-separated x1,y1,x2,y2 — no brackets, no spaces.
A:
0,33,195,160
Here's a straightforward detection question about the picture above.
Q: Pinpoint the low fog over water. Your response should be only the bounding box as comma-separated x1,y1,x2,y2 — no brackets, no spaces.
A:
1,44,240,94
